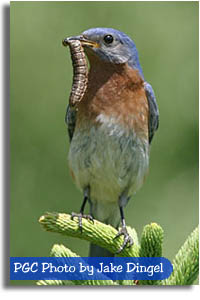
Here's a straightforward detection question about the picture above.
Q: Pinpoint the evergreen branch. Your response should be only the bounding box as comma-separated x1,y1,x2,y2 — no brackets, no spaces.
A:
140,223,163,257
38,212,199,286
39,212,139,257
37,243,117,286
117,280,136,285
126,226,139,246
115,227,138,285
37,245,78,286
139,222,164,285
163,226,199,286
51,244,117,285
37,279,70,285
50,244,79,258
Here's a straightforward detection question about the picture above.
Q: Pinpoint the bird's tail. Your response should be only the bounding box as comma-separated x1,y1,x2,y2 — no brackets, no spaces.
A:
89,201,120,257
89,244,114,257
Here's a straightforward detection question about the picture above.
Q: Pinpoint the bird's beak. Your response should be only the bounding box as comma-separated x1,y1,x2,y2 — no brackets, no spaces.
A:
62,35,100,48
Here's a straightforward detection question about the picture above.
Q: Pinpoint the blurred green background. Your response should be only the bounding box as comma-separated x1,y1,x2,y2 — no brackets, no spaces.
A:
10,1,198,285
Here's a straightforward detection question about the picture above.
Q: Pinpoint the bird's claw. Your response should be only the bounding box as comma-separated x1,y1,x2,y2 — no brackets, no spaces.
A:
71,212,94,232
114,226,133,253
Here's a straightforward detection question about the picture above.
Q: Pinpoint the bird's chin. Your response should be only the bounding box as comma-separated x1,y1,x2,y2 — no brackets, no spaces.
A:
83,47,106,64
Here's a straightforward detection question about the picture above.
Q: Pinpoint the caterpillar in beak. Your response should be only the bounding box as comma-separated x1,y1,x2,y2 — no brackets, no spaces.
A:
64,39,88,107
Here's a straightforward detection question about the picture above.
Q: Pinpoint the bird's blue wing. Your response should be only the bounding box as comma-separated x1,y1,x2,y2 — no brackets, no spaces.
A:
65,105,77,142
144,82,159,144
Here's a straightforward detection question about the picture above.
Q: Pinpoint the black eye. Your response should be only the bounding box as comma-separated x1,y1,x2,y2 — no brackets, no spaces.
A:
103,35,114,44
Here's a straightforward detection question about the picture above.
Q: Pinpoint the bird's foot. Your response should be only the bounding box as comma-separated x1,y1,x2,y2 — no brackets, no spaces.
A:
114,226,133,253
71,212,94,232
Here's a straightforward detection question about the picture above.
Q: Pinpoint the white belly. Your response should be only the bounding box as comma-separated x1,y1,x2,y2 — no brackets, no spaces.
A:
68,114,149,222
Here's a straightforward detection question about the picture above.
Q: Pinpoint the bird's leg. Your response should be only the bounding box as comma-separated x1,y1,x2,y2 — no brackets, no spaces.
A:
114,205,133,253
71,186,93,232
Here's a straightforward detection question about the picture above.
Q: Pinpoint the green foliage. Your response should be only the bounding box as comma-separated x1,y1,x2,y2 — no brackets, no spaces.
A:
39,213,139,257
139,223,164,285
140,223,163,257
163,226,199,286
37,213,199,286
37,243,117,286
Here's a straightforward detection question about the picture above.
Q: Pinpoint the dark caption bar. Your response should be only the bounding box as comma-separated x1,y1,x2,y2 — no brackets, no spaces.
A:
10,257,173,281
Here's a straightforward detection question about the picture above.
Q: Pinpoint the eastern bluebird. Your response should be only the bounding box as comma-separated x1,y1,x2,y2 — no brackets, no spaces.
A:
63,28,159,256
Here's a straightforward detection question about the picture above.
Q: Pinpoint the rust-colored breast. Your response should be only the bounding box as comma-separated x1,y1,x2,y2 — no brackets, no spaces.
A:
76,58,149,140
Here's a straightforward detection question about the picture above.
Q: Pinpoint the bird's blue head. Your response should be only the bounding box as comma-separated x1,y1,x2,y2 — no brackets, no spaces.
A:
63,27,144,78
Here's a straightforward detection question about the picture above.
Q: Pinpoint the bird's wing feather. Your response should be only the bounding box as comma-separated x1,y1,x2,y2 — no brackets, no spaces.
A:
65,105,77,142
144,82,159,144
